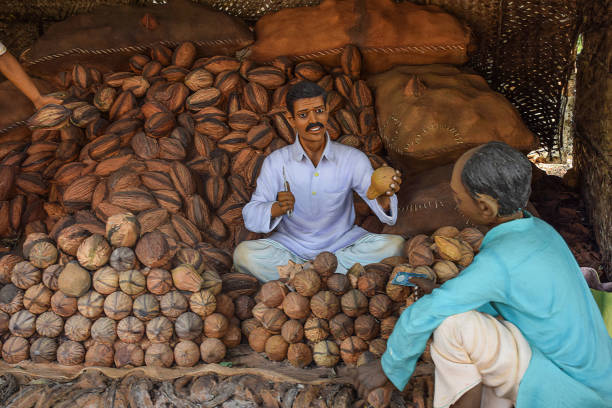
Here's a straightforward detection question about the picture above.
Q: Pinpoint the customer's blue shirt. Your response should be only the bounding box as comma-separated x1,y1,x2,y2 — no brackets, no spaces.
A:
242,135,398,259
382,213,612,407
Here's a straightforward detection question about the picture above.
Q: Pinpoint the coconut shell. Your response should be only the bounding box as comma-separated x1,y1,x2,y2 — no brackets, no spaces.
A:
76,234,111,270
56,340,85,365
380,316,398,340
261,308,287,334
145,343,174,367
171,264,202,292
106,212,140,248
77,290,105,319
174,340,200,367
11,261,41,290
291,269,321,297
313,252,337,277
146,268,173,295
175,312,202,340
109,247,137,272
160,290,188,318
146,316,173,343
287,343,312,368
119,269,146,296
357,271,386,297
114,341,144,368
189,290,216,318
432,260,460,283
50,291,77,317
58,262,91,297
304,316,329,343
310,291,340,320
241,318,262,338
90,266,118,295
313,340,340,367
282,292,310,320
9,309,36,337
23,283,52,314
57,224,90,256
326,273,351,296
91,317,117,344
0,254,22,284
200,337,227,363
329,313,354,341
221,272,258,299
2,336,30,364
103,291,133,320
265,335,289,361
175,248,205,274
136,231,176,268
341,289,368,317
117,316,145,343
133,293,160,321
221,325,242,349
369,294,392,319
35,311,63,337
64,313,92,341
248,326,272,353
28,240,58,269
354,314,379,341
85,342,114,367
0,284,23,314
340,336,368,366
42,264,62,291
408,244,435,267
281,319,304,344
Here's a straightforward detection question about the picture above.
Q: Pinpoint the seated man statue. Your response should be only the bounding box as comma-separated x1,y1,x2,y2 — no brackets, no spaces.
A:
350,141,612,408
234,81,404,282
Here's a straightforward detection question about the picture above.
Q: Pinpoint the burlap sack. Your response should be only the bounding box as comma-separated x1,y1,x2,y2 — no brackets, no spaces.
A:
368,65,538,174
248,0,472,72
20,0,253,80
383,164,474,238
0,79,55,143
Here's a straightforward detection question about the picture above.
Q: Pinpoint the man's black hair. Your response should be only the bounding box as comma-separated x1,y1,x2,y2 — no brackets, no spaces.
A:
461,141,532,216
285,81,327,115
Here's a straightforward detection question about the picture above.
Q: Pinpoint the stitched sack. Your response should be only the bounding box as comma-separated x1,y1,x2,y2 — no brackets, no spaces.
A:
21,0,253,80
368,65,538,174
248,0,472,72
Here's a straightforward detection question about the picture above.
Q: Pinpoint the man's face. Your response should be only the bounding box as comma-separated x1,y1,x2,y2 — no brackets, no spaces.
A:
450,147,490,225
288,96,329,143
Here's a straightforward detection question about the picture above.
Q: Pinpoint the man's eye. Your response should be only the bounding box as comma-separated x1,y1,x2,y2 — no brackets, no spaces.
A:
298,114,306,118
316,108,325,113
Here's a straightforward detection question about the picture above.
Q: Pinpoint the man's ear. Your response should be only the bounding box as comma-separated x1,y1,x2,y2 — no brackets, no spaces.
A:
286,112,296,129
475,193,499,221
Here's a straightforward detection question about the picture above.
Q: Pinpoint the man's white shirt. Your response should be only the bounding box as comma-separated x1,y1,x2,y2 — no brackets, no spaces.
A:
242,134,398,259
0,41,6,56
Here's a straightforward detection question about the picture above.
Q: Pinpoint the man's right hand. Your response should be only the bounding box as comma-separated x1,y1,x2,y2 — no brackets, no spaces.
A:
271,190,295,217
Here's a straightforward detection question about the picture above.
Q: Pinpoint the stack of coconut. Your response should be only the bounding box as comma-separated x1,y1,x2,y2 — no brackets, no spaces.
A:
240,225,484,369
0,41,386,249
0,212,259,368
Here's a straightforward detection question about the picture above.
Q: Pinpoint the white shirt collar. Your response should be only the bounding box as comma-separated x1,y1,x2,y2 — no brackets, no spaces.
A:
290,132,336,162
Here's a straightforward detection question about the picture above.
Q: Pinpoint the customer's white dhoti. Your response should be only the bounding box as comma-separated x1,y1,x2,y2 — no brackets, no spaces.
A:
431,311,532,408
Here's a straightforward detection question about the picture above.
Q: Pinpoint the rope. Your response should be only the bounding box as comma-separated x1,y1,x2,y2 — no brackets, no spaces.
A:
21,39,250,67
0,120,28,135
290,43,466,61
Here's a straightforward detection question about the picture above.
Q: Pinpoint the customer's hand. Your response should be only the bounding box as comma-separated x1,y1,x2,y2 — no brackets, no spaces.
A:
33,94,63,109
344,359,390,399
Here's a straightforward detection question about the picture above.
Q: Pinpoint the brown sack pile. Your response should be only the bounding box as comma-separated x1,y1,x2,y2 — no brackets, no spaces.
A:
248,0,472,73
20,0,253,81
368,65,538,174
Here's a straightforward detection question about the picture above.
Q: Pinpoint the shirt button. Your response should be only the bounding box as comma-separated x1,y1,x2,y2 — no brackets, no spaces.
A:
312,192,316,195
314,172,319,177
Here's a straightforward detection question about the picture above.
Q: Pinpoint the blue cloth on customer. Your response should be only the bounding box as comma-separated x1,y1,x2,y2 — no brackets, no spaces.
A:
233,233,405,282
382,212,612,407
241,134,398,260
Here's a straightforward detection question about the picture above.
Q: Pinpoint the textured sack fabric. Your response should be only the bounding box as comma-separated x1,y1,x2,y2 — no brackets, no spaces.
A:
248,0,472,73
0,79,55,142
382,164,474,237
368,65,538,173
21,0,253,80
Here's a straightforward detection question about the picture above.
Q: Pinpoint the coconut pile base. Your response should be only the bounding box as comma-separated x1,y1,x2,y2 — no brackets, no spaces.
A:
0,345,434,408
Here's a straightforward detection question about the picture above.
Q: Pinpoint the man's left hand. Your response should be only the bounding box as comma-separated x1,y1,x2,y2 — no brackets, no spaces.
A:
376,169,402,210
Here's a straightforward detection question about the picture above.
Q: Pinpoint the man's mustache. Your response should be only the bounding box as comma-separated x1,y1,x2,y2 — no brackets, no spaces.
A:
306,122,325,132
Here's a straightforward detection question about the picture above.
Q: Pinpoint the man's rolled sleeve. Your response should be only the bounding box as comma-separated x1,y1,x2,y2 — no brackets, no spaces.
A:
352,151,398,225
242,154,283,234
